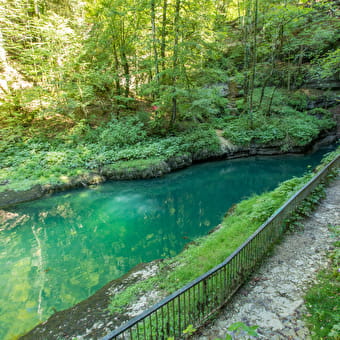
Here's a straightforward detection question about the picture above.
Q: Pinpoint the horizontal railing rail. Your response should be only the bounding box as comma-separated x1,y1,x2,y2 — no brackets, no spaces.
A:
102,153,340,340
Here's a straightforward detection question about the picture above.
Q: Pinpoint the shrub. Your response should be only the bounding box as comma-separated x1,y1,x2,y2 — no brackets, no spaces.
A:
100,117,147,148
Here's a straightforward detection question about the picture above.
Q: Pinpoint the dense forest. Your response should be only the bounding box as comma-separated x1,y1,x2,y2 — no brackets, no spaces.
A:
0,0,339,193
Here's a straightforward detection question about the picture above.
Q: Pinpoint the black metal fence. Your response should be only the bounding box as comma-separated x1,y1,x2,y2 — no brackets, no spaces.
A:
102,154,340,340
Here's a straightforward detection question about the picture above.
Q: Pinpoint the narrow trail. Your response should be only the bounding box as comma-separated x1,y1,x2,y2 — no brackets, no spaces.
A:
215,130,238,152
195,176,340,340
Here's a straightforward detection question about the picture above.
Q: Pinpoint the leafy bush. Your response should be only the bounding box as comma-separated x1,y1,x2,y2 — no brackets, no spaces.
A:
0,122,221,192
180,126,220,153
220,99,335,149
100,117,147,147
184,87,228,121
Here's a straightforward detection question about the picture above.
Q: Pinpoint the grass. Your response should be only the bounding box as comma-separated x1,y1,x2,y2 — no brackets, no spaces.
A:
305,224,340,339
102,158,166,172
108,146,340,317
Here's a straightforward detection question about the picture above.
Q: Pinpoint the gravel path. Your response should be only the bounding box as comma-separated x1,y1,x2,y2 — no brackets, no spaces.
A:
195,176,340,340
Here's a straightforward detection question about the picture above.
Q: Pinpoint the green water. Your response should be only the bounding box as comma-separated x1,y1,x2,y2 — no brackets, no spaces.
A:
0,146,335,339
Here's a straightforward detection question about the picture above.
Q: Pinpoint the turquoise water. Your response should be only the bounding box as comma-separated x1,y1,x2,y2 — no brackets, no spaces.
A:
0,146,335,339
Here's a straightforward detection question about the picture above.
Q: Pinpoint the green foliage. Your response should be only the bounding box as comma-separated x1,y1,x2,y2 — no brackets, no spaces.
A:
316,48,340,79
181,125,220,153
99,118,147,148
109,278,157,314
218,88,335,149
285,184,326,232
220,112,332,149
1,0,339,127
185,88,229,121
183,324,197,335
305,225,340,339
221,322,259,340
166,325,196,340
0,0,337,190
0,122,220,192
0,2,339,339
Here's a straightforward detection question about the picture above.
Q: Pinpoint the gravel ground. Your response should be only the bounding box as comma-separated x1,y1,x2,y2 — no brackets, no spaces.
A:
194,176,340,340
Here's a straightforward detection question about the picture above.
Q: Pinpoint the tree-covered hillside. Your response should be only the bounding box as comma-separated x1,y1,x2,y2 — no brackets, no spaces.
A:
0,0,339,193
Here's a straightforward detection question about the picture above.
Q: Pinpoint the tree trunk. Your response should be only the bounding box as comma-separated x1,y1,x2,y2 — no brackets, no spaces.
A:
112,43,121,95
0,29,7,67
267,86,277,116
33,0,40,16
120,48,130,97
242,0,251,114
259,43,277,108
151,0,159,99
151,0,159,77
160,0,168,72
0,29,9,94
171,0,180,126
249,0,258,129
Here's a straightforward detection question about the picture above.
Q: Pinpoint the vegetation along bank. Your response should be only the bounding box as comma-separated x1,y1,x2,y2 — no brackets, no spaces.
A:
21,145,340,339
0,0,339,337
1,0,340,207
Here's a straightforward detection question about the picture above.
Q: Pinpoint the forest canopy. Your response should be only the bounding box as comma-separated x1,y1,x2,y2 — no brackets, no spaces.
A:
0,0,339,192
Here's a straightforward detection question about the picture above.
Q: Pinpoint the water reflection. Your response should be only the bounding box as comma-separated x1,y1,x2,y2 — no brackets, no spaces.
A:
0,146,335,339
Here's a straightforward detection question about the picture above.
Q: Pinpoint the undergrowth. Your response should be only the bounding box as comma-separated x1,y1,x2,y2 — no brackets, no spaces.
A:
1,86,336,194
0,123,219,192
216,88,335,150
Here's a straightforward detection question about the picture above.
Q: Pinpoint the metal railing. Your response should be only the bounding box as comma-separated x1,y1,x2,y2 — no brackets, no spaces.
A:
102,154,340,340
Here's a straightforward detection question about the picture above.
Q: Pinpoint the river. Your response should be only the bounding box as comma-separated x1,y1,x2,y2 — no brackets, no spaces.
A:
0,145,336,339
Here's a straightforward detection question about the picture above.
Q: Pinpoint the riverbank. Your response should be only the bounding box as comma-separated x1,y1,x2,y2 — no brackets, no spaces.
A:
0,131,337,209
195,175,339,340
19,149,339,340
1,85,339,209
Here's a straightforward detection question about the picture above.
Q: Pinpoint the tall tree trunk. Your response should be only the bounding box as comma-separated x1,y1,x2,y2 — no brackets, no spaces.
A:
151,0,159,77
259,42,277,108
171,0,180,126
267,86,277,116
120,48,130,97
249,0,258,129
33,0,40,16
0,29,9,94
160,0,168,72
151,0,159,99
237,0,242,27
242,0,251,114
112,43,121,95
119,20,130,98
0,29,7,69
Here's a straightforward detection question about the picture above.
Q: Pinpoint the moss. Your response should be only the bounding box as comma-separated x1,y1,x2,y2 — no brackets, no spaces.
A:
104,158,166,171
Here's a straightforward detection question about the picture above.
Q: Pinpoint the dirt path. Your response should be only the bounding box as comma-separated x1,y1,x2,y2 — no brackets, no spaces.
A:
215,129,238,152
195,176,340,340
